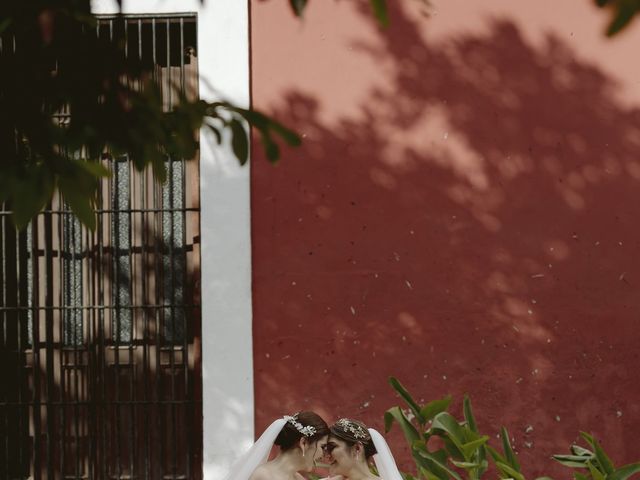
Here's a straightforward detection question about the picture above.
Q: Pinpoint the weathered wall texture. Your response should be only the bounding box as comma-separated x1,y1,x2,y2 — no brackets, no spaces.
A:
250,0,640,476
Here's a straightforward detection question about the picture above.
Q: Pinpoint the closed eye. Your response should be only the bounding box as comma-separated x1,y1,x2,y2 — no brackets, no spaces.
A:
322,443,337,454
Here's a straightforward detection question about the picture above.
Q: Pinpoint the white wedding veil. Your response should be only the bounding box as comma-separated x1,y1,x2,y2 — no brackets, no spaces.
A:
222,418,287,480
368,428,404,480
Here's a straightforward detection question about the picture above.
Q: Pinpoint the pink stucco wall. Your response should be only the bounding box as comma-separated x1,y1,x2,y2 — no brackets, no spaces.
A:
250,1,640,477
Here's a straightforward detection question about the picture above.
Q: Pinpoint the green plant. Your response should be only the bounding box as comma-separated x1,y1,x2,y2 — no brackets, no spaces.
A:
384,378,640,480
552,432,640,480
385,377,527,480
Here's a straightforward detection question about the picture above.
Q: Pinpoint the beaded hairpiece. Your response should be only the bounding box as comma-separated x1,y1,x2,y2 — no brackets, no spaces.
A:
335,418,369,440
283,413,317,437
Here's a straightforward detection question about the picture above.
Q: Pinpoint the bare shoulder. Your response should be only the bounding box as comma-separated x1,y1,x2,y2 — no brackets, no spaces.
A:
249,464,271,480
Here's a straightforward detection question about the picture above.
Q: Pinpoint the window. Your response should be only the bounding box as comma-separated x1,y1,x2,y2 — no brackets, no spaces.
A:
0,14,202,480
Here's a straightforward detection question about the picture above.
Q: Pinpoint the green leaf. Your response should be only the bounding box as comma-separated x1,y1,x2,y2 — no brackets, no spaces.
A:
580,433,614,474
463,395,479,433
609,463,640,480
289,0,308,17
501,427,520,472
461,436,490,459
59,178,97,231
552,455,591,468
269,120,302,146
553,454,591,465
146,150,167,183
441,436,465,461
587,461,606,480
451,460,482,469
77,160,111,178
486,445,507,464
432,413,467,449
260,132,280,163
420,396,452,422
11,168,54,230
233,107,270,130
384,407,420,444
207,124,223,144
418,466,447,480
571,445,594,457
369,0,389,27
401,474,418,480
412,443,448,480
230,118,249,165
462,396,487,477
574,473,590,480
415,448,462,480
606,4,638,36
495,461,525,480
0,17,13,34
389,377,424,424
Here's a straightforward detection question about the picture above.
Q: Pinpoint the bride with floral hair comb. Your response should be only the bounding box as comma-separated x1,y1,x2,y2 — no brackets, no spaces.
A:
223,411,330,480
322,418,404,480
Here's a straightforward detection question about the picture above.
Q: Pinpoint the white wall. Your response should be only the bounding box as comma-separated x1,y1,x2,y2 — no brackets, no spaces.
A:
91,1,254,478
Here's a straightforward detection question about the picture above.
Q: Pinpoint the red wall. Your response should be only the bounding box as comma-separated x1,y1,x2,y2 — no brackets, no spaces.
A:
250,1,640,477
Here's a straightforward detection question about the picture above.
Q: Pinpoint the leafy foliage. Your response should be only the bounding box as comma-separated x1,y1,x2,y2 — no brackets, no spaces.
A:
0,1,299,230
552,433,640,480
385,377,639,480
594,0,640,35
288,0,389,26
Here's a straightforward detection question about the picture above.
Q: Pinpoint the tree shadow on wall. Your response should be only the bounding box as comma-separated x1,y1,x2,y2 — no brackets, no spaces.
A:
250,3,640,478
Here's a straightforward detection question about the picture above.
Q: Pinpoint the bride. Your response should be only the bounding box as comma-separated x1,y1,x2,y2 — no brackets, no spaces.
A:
323,418,403,480
223,411,330,480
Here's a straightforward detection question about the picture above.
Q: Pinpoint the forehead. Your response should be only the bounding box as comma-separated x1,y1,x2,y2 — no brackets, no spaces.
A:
326,435,349,446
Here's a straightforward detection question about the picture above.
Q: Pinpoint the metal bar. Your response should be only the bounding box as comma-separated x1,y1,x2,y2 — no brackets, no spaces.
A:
16,225,23,479
95,13,197,20
87,222,97,480
44,206,54,480
113,155,122,480
0,399,196,407
59,206,67,480
141,125,151,480
127,153,136,480
180,18,185,96
178,19,192,474
182,187,193,480
0,207,200,216
167,18,172,111
1,211,9,479
0,303,199,312
138,20,148,479
30,216,41,480
98,154,108,480
153,79,165,476
168,160,179,480
72,217,81,480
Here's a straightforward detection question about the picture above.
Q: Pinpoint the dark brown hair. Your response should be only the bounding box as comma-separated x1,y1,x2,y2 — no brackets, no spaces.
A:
274,411,329,451
329,418,377,458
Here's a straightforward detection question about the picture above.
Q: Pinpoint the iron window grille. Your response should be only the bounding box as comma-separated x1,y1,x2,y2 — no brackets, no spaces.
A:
0,14,203,480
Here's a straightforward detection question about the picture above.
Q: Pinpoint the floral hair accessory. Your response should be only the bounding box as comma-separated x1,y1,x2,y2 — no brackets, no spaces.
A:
336,418,369,440
283,413,317,437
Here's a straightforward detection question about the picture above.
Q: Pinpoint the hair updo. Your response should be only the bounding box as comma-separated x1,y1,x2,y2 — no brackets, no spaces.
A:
274,411,329,451
330,418,377,458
